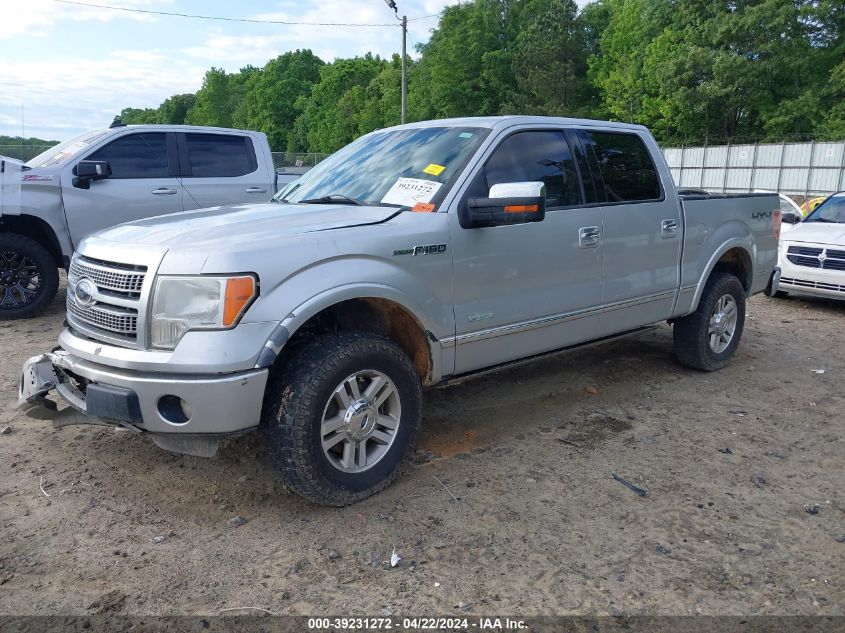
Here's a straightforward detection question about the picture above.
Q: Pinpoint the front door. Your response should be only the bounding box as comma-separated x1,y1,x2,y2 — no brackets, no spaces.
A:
62,131,182,246
178,132,270,209
449,129,605,374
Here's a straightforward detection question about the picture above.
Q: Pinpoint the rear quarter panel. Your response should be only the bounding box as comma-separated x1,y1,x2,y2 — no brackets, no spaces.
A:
673,193,779,317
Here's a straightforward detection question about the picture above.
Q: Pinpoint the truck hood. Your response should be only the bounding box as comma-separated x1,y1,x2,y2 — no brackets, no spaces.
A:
92,202,399,250
782,222,845,247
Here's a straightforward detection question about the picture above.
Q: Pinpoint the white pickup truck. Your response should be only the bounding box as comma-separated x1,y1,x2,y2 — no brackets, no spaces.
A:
18,116,782,505
1,124,283,319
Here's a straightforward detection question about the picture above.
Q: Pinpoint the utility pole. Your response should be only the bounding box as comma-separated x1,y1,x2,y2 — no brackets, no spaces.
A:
401,14,407,124
384,0,407,124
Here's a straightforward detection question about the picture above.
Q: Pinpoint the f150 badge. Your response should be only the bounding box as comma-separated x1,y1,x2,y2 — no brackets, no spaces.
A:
393,244,447,256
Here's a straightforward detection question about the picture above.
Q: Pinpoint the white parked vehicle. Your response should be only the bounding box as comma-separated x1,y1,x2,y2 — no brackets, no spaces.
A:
753,190,804,234
777,191,845,299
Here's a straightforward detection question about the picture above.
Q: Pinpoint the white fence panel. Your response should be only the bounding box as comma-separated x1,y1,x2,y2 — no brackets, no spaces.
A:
663,140,845,196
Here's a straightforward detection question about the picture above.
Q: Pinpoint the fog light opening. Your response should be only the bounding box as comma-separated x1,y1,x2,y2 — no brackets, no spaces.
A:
157,395,192,425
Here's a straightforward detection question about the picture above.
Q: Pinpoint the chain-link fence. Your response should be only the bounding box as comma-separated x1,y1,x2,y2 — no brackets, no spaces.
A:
271,152,329,170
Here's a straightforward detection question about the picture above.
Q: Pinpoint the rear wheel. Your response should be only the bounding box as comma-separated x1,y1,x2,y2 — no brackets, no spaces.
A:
262,332,422,506
673,272,746,371
0,234,59,320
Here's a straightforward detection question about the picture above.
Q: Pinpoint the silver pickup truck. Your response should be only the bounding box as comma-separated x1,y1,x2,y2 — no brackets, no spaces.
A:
1,124,283,319
18,116,782,505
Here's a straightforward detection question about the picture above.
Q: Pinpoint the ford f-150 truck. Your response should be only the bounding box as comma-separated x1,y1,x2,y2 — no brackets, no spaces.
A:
18,116,782,505
1,124,285,319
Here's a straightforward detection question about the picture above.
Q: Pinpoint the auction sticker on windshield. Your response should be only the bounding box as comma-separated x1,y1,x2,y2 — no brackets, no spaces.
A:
382,178,443,207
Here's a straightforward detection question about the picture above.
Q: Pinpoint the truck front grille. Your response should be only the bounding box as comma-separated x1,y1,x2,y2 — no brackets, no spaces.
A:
67,300,138,334
786,246,845,271
67,255,148,345
69,257,145,295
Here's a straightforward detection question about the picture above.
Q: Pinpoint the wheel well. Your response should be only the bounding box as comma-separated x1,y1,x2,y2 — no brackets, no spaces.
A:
0,215,64,268
711,247,751,292
282,298,434,384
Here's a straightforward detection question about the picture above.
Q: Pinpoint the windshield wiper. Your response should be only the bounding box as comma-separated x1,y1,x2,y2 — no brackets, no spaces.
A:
272,182,301,203
299,194,364,206
805,218,838,223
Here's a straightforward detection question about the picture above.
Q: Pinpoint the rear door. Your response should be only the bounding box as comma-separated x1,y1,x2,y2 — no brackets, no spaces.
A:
177,132,269,209
449,128,605,374
577,129,682,332
62,131,182,246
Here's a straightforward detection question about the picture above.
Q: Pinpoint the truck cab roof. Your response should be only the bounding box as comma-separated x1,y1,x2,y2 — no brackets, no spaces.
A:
384,115,650,134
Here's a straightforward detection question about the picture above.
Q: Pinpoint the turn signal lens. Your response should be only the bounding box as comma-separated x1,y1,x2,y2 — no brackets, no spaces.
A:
224,276,256,326
504,204,539,213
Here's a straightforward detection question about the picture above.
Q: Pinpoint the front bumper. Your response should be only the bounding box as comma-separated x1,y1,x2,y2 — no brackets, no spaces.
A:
18,349,268,438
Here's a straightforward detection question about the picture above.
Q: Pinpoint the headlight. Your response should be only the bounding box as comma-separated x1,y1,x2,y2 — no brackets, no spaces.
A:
150,275,257,349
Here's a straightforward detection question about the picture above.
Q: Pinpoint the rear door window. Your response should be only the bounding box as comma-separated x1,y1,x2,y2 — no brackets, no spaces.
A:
86,133,170,179
483,131,582,208
583,131,661,202
184,134,255,178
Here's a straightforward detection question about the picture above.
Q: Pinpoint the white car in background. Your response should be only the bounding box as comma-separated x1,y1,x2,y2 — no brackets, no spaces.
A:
777,192,845,300
753,189,804,234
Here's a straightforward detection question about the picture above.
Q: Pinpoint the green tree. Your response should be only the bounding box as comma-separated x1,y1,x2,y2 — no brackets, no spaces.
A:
411,0,522,119
300,55,389,153
505,0,593,116
156,94,197,125
185,67,245,128
118,107,158,124
239,50,323,151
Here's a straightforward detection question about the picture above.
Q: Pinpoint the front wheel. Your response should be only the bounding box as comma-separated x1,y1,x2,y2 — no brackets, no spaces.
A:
0,234,59,320
262,332,422,506
673,272,746,371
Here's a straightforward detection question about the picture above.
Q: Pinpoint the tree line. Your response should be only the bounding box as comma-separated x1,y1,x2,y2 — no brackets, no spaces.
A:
111,0,843,152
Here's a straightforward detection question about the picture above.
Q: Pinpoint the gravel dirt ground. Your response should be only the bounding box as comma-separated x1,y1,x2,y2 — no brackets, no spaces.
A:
1,278,843,617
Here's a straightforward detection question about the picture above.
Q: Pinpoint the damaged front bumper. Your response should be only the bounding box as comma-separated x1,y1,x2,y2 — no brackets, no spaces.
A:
18,350,268,456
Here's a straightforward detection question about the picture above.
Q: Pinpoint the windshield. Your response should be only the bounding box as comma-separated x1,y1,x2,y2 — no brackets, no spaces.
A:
275,126,489,209
804,194,845,224
26,129,109,168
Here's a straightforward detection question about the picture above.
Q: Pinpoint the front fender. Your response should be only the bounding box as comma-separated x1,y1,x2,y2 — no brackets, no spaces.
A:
245,255,454,383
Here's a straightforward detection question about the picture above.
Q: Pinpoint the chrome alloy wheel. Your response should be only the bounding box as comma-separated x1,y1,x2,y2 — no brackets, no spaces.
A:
708,294,738,353
320,370,401,473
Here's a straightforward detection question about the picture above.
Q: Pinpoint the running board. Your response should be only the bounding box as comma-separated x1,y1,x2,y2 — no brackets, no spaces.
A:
437,325,659,388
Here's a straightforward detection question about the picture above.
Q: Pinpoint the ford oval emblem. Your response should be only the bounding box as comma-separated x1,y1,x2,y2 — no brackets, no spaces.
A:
74,278,97,308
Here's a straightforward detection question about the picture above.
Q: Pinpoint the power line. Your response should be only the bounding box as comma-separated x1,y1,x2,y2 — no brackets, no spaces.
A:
49,0,405,27
407,13,440,22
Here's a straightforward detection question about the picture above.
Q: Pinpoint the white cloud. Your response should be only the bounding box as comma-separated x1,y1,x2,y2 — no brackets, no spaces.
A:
0,0,172,39
0,49,204,139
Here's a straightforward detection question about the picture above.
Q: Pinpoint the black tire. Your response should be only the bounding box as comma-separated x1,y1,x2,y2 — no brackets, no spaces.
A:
0,233,59,320
262,332,422,506
673,272,746,372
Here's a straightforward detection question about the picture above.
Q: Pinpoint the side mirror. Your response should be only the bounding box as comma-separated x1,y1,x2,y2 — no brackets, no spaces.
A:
72,160,111,189
462,181,546,229
782,211,801,225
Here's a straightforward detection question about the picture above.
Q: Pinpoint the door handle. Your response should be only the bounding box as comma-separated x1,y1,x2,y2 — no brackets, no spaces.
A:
245,187,268,194
151,188,178,195
579,226,601,248
661,218,679,238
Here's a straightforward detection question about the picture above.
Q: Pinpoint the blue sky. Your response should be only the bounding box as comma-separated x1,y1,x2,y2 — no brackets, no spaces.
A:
0,0,588,142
